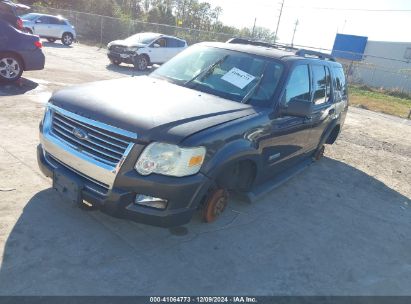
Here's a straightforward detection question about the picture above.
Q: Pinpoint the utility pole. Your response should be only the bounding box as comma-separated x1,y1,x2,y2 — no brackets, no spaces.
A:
274,0,285,42
291,19,299,47
252,17,257,38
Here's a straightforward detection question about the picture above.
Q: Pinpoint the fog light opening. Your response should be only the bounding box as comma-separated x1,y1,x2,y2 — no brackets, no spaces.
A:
134,194,168,210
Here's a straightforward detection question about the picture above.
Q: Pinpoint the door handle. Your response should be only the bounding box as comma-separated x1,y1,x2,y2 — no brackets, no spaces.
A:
328,108,335,116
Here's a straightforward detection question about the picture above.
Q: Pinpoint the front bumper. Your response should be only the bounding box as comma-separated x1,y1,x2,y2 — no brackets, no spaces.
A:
107,51,135,64
37,143,212,227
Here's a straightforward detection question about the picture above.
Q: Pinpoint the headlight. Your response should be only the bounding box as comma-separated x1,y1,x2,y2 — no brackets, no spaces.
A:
135,142,206,177
126,46,140,52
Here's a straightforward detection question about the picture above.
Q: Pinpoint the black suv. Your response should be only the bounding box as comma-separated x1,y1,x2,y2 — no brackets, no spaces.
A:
37,40,348,227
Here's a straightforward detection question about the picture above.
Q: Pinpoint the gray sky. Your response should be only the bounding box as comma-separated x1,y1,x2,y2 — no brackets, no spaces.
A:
206,0,411,49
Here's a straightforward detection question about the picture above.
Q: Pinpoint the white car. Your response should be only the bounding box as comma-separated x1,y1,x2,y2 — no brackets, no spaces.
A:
107,32,188,70
21,13,76,46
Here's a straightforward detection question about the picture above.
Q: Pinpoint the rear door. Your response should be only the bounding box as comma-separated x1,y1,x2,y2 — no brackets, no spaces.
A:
260,63,314,181
47,17,65,38
165,37,186,60
309,64,336,148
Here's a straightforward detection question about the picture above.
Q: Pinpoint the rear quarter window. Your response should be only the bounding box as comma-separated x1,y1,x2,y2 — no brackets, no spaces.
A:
333,67,347,100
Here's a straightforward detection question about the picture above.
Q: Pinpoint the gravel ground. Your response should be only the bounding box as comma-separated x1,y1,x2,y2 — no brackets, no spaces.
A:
0,42,410,296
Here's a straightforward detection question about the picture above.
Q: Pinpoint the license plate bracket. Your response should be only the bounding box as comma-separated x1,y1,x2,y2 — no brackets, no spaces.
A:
53,171,82,205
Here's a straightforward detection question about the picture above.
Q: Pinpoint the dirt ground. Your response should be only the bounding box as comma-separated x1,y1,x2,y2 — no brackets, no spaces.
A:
0,42,410,296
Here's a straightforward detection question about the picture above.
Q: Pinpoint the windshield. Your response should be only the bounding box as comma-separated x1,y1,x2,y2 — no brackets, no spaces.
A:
125,33,159,45
20,13,39,21
151,45,284,106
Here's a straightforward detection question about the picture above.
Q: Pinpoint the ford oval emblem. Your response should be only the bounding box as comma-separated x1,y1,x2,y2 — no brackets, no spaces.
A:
73,128,88,140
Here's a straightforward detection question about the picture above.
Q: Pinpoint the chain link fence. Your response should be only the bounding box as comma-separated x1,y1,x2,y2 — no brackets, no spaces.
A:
31,6,234,46
345,62,411,94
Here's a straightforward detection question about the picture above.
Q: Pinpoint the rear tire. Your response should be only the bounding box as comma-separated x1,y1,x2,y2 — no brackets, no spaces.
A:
62,32,74,46
0,54,23,83
47,38,56,43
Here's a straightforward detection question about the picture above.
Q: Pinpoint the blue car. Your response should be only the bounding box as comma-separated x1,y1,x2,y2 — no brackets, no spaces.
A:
0,19,45,82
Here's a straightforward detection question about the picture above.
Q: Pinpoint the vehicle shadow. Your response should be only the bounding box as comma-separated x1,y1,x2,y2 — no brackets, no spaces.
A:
106,63,153,77
0,77,39,97
41,41,73,49
0,157,410,295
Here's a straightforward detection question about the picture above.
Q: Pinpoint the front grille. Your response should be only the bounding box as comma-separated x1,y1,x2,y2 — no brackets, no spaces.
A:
51,111,131,167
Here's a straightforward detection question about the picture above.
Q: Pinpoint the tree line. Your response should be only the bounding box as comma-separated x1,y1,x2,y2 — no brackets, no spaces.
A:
18,0,277,42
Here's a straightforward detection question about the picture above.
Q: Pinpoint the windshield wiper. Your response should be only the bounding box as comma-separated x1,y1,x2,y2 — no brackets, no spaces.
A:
184,55,229,86
241,63,269,104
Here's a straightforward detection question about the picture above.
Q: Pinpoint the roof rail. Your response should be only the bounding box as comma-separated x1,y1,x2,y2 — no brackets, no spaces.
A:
226,38,298,51
295,49,336,61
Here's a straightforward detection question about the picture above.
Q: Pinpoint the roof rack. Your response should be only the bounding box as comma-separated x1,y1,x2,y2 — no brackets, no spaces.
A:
227,38,336,62
226,38,298,51
295,49,336,61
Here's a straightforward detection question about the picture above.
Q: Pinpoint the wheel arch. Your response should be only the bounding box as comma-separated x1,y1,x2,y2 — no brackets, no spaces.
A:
202,139,262,192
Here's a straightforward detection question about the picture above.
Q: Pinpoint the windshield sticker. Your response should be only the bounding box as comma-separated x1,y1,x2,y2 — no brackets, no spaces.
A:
221,68,256,89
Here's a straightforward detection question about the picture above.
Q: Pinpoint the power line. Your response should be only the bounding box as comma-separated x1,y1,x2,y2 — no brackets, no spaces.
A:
283,6,411,12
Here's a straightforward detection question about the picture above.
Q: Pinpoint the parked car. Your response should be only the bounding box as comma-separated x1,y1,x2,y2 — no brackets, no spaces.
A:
37,39,348,227
0,19,45,82
21,13,76,46
0,0,27,30
107,32,187,70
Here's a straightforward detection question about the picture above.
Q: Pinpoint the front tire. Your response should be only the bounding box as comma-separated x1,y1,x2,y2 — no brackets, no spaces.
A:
202,189,229,223
62,33,74,46
109,58,121,66
0,54,23,83
134,55,149,71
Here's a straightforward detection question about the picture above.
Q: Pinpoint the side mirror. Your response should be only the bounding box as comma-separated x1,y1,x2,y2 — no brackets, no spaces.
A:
281,99,313,118
35,19,42,24
153,43,160,48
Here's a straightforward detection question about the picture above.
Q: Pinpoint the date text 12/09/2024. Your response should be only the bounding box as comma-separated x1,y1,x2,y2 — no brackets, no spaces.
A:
149,297,257,303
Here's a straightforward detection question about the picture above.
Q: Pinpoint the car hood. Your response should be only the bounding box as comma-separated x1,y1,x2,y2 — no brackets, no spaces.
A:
108,40,147,48
50,76,258,143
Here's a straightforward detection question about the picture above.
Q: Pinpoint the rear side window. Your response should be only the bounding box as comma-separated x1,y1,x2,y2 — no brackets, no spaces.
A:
285,64,311,104
165,38,178,47
312,65,332,105
333,67,347,100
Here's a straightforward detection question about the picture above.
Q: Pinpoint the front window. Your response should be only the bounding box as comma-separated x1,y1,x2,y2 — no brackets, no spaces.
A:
151,45,284,106
125,33,159,45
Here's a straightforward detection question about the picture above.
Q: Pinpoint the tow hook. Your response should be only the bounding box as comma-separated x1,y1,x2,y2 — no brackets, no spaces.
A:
202,189,229,223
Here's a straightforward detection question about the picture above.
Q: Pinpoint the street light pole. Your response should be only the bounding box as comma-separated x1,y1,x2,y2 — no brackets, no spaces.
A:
291,19,299,47
274,0,285,42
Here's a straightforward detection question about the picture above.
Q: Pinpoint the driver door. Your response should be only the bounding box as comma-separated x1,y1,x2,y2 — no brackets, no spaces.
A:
33,16,52,37
148,37,167,63
259,64,314,181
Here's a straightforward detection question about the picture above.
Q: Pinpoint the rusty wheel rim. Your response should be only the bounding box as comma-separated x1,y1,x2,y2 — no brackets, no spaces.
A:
203,189,229,223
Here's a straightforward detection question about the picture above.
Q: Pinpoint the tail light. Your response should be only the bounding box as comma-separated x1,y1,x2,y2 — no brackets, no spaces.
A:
16,18,23,30
34,41,42,49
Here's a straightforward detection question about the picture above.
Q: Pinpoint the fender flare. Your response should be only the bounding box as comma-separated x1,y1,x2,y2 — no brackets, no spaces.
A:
201,139,262,181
